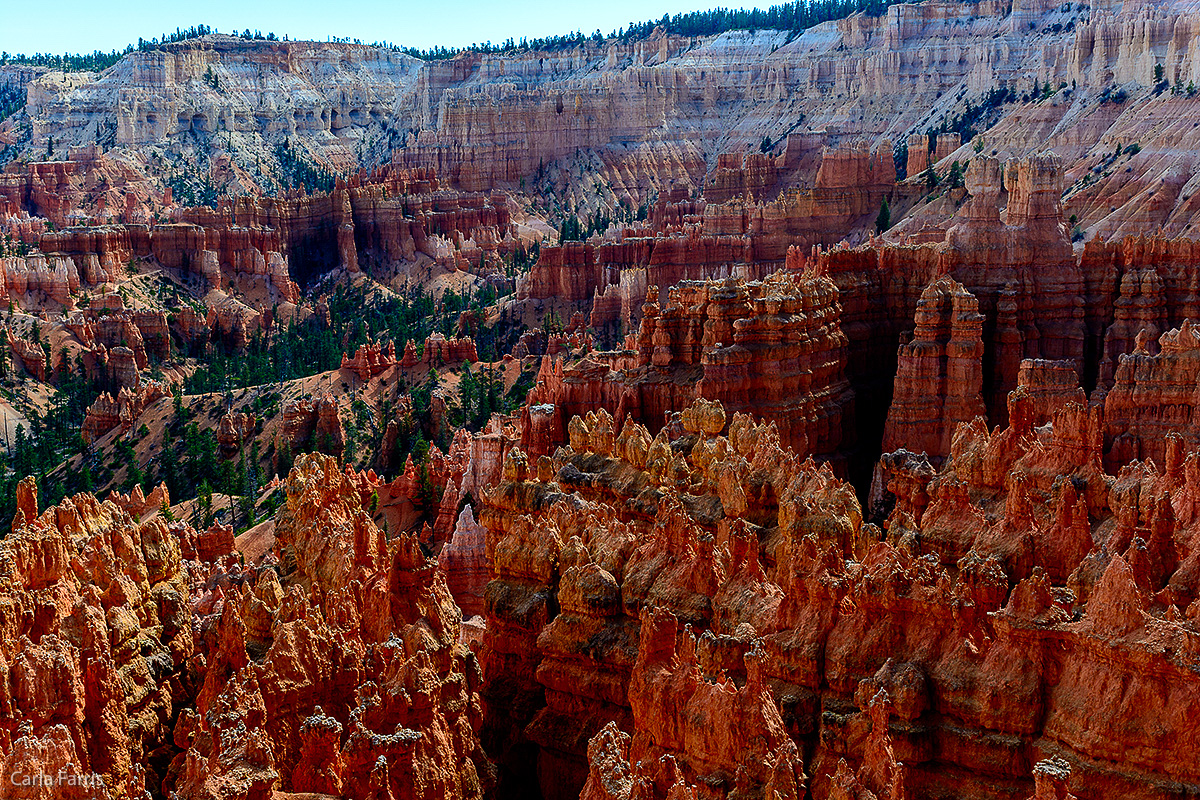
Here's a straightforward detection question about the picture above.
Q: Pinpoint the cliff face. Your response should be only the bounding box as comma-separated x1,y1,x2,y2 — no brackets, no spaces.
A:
12,0,1200,251
1104,320,1200,468
515,152,1097,484
174,168,516,287
0,0,1152,207
16,165,511,305
882,275,986,460
483,397,1200,800
520,141,895,320
82,381,170,444
0,163,523,388
521,268,853,462
25,37,424,152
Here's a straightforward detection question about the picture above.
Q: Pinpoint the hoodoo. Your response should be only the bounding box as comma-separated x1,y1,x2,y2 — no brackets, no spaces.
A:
3,0,1200,798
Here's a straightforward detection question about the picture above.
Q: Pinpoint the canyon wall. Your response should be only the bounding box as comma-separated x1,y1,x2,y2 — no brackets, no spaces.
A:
13,0,1185,210
521,268,853,461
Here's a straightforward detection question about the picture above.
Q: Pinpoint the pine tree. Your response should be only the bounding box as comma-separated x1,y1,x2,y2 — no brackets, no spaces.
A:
160,430,181,500
236,443,253,529
923,165,940,192
203,482,215,527
277,438,293,478
946,161,964,190
875,197,891,233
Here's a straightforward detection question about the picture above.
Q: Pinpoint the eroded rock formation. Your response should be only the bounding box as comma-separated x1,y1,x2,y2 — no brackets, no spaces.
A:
81,381,170,444
521,268,853,462
12,3,1200,798
172,453,492,799
479,397,1200,800
7,328,47,381
882,274,985,460
280,393,345,456
0,478,229,798
340,338,398,380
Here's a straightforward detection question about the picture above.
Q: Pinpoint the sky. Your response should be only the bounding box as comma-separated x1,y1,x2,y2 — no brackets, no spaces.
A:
0,0,762,56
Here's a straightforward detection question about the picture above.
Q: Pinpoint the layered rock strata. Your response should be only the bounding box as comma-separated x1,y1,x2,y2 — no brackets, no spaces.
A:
882,275,986,460
521,269,853,461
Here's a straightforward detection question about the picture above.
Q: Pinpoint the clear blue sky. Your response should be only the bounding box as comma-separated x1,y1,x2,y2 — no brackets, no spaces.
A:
0,0,760,56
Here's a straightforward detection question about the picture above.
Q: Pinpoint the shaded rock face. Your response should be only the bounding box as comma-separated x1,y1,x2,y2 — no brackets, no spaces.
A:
439,504,489,619
518,149,1139,482
518,140,896,316
480,398,1200,800
173,171,515,289
280,393,345,456
1104,320,1200,468
106,346,141,391
215,411,257,457
783,169,1200,482
882,275,985,460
